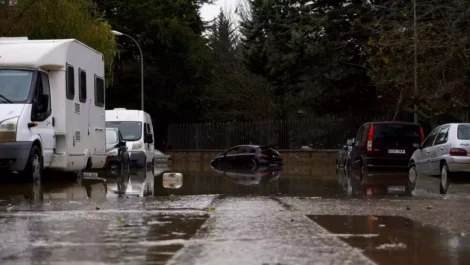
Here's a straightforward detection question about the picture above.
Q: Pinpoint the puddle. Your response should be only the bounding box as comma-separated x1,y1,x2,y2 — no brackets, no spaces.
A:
0,164,171,202
0,177,108,201
2,161,468,202
308,215,470,265
0,213,208,264
154,165,345,197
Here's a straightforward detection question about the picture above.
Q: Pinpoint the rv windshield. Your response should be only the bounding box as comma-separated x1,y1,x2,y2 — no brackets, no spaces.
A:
0,70,34,104
105,121,142,141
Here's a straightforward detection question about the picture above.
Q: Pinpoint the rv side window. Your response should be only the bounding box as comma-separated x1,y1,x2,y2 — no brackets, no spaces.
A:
66,64,74,100
94,76,104,107
79,69,86,103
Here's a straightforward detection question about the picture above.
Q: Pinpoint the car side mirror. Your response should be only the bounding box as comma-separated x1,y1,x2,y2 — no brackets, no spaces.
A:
144,133,153,144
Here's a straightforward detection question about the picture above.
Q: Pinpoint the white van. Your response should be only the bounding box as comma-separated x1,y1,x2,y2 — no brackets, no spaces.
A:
105,108,155,168
0,37,107,181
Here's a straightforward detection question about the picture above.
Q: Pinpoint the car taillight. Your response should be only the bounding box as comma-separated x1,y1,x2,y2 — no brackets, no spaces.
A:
104,157,108,167
367,124,374,154
420,126,425,143
257,154,269,158
278,154,283,159
450,148,467,156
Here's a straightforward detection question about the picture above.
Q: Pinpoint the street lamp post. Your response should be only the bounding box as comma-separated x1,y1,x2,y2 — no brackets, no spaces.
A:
112,30,144,112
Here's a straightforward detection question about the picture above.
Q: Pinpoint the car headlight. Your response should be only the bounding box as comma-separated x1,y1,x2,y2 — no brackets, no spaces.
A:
132,141,143,150
0,117,18,142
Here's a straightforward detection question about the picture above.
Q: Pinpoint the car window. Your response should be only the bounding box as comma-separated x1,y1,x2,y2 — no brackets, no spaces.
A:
226,147,239,155
355,126,365,146
422,127,440,148
434,125,450,145
260,146,279,155
237,146,248,154
457,125,470,140
372,124,421,143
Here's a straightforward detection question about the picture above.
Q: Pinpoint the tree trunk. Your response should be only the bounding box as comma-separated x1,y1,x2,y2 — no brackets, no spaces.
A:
393,86,406,121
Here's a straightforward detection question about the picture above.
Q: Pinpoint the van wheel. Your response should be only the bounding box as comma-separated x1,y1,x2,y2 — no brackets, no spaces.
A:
440,163,450,194
408,164,418,195
24,145,43,183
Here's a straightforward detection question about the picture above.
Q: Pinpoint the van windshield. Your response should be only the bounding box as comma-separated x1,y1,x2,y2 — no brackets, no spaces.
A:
0,70,34,103
106,129,119,145
106,121,142,141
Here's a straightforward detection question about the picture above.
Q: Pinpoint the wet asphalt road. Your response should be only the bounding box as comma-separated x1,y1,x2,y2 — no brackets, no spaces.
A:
1,164,470,264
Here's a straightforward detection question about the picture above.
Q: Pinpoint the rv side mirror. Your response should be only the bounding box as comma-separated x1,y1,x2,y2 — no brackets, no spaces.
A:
144,133,153,144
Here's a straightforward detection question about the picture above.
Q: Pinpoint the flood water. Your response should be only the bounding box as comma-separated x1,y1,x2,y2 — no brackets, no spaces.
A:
1,163,470,265
309,215,470,265
0,162,467,201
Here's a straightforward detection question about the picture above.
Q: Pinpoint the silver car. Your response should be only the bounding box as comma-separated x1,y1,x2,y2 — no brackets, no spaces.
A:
409,123,470,194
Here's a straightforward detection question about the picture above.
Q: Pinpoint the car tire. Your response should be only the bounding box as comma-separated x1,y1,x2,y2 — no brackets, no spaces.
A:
440,163,450,194
408,164,418,195
23,144,43,183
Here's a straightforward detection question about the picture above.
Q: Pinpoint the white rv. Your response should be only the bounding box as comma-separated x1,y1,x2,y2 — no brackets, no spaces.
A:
105,108,155,168
0,37,107,181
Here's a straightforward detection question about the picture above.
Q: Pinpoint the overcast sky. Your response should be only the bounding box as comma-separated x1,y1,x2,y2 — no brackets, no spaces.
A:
200,0,239,22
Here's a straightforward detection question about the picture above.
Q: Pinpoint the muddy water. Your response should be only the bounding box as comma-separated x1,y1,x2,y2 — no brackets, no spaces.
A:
0,212,208,264
0,162,455,202
309,215,470,265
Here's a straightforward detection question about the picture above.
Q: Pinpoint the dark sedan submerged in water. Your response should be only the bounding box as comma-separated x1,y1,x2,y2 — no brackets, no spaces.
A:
210,145,283,169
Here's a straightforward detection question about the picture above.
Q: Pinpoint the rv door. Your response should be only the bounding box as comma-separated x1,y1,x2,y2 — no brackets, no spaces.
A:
30,71,55,166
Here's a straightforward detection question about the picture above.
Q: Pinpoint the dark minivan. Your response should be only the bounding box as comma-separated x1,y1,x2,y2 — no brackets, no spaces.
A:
349,121,424,181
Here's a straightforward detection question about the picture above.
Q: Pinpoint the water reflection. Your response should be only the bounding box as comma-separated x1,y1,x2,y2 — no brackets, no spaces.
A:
0,162,434,202
337,168,412,197
154,164,344,197
309,215,470,265
213,165,282,186
0,177,108,201
107,164,171,198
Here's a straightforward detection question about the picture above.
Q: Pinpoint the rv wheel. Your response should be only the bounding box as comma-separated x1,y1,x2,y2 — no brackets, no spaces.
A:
23,145,43,183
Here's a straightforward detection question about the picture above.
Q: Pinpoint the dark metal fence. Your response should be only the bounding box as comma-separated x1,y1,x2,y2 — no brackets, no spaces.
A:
167,111,466,150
